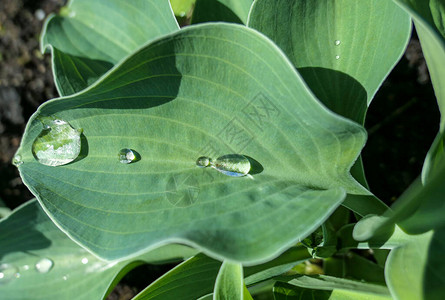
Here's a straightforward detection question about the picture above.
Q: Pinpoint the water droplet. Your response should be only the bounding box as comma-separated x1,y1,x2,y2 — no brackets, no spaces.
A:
179,11,186,17
12,154,23,166
0,264,19,285
35,258,54,273
213,154,251,177
68,11,76,18
22,265,29,271
196,156,212,168
62,275,68,281
14,272,20,279
118,148,138,164
32,117,82,166
335,55,340,60
334,40,341,46
81,258,89,265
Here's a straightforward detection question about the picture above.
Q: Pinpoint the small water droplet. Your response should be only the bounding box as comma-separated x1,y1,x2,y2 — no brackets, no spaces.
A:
12,154,23,166
335,55,340,60
62,275,68,281
213,154,251,177
22,265,30,271
196,156,212,168
0,264,19,285
35,258,54,273
68,11,76,18
179,11,186,17
118,148,138,164
32,116,82,166
81,258,89,265
334,40,341,46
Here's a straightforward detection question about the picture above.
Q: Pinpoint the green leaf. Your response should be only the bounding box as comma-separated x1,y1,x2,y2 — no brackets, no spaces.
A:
41,0,179,96
170,0,196,17
273,281,392,300
214,261,244,300
275,274,391,298
192,0,253,24
385,227,445,300
134,246,311,300
342,222,413,249
17,23,368,263
133,254,221,300
248,0,411,124
0,199,196,300
393,0,445,131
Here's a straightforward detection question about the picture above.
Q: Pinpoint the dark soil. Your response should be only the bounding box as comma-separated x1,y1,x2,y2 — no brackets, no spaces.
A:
0,0,440,298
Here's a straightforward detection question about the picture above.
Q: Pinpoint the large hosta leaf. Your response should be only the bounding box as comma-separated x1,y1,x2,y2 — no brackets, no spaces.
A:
248,0,411,124
16,23,368,263
0,199,195,300
41,0,179,96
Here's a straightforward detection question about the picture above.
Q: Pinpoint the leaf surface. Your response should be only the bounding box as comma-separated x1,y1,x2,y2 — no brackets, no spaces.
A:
248,0,411,124
41,0,179,96
214,261,244,300
17,23,368,263
192,0,253,25
0,199,195,300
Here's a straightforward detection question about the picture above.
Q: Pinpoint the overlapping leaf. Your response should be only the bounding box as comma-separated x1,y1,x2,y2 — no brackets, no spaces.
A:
192,0,253,25
17,23,368,264
248,0,411,124
41,0,179,96
0,199,196,300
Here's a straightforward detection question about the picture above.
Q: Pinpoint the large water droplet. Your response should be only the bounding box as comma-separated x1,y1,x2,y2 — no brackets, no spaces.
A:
35,258,54,273
213,154,251,177
334,40,341,46
196,156,212,168
32,117,82,166
0,264,19,285
118,148,138,164
12,154,23,166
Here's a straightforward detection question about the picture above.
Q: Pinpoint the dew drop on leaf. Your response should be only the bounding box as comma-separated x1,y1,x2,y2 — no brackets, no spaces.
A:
12,154,23,166
35,258,54,274
335,55,340,60
196,156,212,168
0,264,19,285
334,40,341,46
32,117,82,166
118,148,138,164
213,154,251,177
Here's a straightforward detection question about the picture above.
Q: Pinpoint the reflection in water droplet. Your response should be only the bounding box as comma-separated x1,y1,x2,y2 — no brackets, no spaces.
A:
196,156,212,168
213,154,251,177
22,265,30,271
118,148,137,164
35,258,54,273
14,273,20,279
334,40,341,46
335,55,340,60
12,154,23,166
0,264,19,285
81,258,89,265
32,117,82,166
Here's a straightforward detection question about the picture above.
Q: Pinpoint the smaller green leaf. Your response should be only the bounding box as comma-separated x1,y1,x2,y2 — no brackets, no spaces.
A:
0,199,196,300
275,274,390,297
342,222,413,250
133,254,221,300
192,0,253,24
41,0,179,96
170,0,195,17
385,227,445,300
273,281,392,300
214,261,244,300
